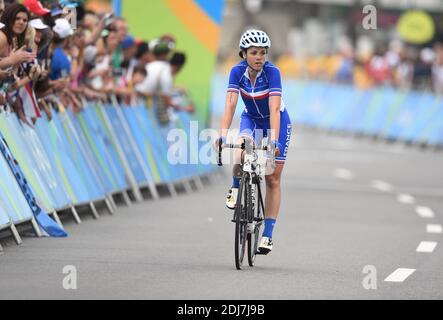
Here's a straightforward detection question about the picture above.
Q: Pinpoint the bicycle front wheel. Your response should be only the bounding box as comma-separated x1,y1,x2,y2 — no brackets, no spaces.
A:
248,177,264,267
235,173,249,270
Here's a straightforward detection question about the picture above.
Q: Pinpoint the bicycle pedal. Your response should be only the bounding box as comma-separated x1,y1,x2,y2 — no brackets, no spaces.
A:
256,248,271,256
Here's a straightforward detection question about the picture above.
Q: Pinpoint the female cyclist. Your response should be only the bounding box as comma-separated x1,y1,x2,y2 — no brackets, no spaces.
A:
216,30,292,255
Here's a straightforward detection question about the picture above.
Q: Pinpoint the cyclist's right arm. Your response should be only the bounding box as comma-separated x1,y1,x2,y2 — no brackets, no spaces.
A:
219,66,241,138
220,90,239,138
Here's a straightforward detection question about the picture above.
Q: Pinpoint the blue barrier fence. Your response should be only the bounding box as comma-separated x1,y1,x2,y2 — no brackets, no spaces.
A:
0,103,216,247
210,74,443,146
288,80,443,145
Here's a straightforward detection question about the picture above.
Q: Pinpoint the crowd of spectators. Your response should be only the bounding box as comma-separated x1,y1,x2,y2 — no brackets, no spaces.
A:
0,0,194,127
272,38,443,94
218,34,443,95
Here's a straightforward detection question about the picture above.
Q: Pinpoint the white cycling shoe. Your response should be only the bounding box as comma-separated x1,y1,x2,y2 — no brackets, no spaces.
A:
257,237,273,255
226,188,239,210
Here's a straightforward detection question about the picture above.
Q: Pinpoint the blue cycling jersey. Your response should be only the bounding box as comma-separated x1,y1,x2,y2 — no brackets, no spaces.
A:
227,61,285,119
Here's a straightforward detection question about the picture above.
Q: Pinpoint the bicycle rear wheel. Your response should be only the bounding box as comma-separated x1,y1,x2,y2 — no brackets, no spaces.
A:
235,173,249,270
248,177,264,267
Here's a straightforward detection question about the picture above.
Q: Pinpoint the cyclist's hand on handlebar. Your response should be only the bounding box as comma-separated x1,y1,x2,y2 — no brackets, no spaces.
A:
272,140,282,157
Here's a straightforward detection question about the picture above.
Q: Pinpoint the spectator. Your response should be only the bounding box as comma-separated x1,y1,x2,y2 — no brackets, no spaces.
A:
110,17,127,70
0,3,47,124
170,51,186,77
136,41,174,124
115,64,147,106
160,33,176,51
393,46,414,90
0,1,194,127
413,47,434,91
335,43,354,83
121,35,138,81
0,3,32,54
169,51,195,113
23,0,49,17
49,18,73,81
135,41,173,98
367,46,392,86
432,42,443,95
136,41,155,65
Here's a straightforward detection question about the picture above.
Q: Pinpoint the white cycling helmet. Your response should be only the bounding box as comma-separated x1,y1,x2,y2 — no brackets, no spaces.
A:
239,29,271,50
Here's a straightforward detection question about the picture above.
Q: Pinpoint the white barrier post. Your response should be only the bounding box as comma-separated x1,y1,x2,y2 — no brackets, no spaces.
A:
50,211,64,229
59,102,113,216
96,102,143,203
9,223,22,245
70,206,82,224
107,194,117,211
112,103,160,200
104,197,115,215
89,202,100,219
30,217,42,237
183,180,194,194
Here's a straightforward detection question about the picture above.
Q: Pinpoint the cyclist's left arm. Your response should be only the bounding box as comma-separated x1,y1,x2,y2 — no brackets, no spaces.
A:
268,66,283,155
269,96,281,155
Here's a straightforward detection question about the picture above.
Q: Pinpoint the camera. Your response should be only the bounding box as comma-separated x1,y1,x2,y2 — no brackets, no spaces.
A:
112,68,123,77
104,12,114,27
21,48,37,76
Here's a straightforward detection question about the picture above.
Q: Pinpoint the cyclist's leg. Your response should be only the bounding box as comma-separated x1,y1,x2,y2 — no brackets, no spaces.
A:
259,111,292,252
264,163,284,220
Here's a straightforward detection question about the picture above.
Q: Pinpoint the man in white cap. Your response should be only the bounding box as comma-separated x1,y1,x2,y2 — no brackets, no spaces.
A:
50,19,74,80
53,18,74,40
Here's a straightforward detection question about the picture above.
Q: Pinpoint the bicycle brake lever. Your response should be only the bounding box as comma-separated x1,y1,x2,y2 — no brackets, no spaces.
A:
218,139,223,167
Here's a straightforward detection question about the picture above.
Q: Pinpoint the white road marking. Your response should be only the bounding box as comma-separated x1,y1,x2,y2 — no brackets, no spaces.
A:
384,268,416,282
371,180,393,193
427,225,443,234
282,179,443,197
397,194,416,204
416,207,435,219
416,242,438,253
333,168,354,180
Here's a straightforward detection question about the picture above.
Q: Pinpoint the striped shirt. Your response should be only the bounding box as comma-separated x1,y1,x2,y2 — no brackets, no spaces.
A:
227,61,285,119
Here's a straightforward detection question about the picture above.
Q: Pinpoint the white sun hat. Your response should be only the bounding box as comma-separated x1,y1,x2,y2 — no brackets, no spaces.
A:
30,19,49,30
53,18,74,39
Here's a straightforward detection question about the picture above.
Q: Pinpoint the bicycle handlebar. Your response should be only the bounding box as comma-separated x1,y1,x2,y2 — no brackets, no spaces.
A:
218,139,273,167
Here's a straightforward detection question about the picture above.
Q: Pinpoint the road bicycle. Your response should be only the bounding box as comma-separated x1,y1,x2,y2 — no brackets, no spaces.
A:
218,138,275,270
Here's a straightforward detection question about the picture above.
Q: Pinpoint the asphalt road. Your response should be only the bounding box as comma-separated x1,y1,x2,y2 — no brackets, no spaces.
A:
0,126,442,300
